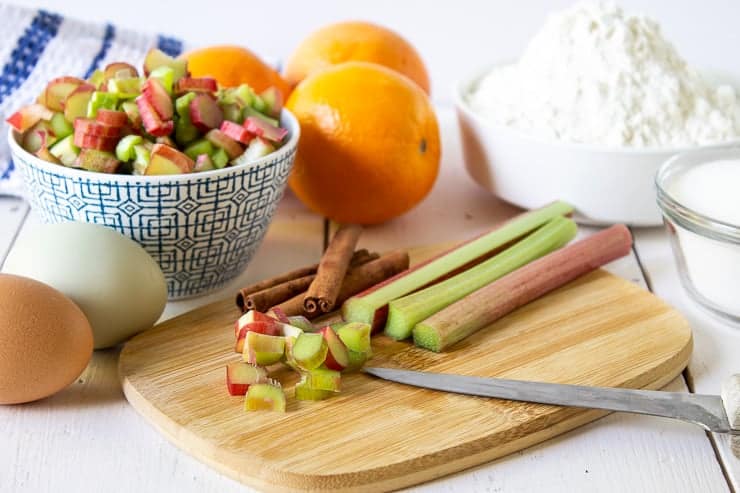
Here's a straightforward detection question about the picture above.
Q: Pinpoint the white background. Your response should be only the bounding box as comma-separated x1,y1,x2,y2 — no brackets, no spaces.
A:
7,0,740,104
3,1,740,492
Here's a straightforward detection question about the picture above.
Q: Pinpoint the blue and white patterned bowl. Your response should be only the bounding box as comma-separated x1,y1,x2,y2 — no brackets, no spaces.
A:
8,110,300,299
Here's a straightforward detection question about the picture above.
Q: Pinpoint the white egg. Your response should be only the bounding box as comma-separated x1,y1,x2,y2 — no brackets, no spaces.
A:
2,222,167,349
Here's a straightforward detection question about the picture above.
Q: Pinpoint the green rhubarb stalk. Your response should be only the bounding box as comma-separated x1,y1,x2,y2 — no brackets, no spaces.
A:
413,224,633,352
341,201,573,328
384,216,577,340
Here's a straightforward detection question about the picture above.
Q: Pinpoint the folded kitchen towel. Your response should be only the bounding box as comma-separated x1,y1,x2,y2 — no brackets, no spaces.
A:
0,4,184,197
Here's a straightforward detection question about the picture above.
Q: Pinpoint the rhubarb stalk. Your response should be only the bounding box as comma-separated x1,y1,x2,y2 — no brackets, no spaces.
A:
342,201,574,330
412,224,633,352
384,216,577,340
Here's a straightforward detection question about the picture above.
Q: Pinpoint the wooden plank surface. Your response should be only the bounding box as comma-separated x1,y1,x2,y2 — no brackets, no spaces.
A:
118,241,693,492
632,227,740,491
0,197,28,266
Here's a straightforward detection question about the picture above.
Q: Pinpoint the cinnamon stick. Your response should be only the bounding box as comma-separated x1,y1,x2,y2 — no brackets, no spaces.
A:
274,250,410,318
240,250,379,313
236,248,372,311
304,224,363,314
244,274,316,312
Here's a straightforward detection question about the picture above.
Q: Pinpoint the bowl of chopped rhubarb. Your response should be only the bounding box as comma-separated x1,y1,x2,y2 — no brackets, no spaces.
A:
7,49,300,299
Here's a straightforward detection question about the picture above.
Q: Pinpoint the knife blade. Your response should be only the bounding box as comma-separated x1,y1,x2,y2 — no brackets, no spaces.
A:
363,367,739,436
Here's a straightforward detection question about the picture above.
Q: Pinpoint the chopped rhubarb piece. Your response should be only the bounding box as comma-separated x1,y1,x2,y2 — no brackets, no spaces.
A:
96,109,128,127
231,137,274,165
75,149,120,173
115,134,143,162
244,380,286,412
135,95,173,137
142,78,173,120
49,112,73,139
300,368,341,392
194,154,215,172
35,146,61,164
243,116,287,143
269,307,291,324
6,104,54,133
143,48,188,81
120,101,141,129
220,120,254,144
291,333,328,371
144,143,194,175
190,94,223,132
174,76,218,95
62,84,95,122
233,310,278,337
234,321,286,353
205,129,242,159
73,119,122,138
103,62,138,80
335,322,372,354
242,332,285,366
22,121,56,153
44,76,86,112
282,324,303,342
156,135,176,147
225,362,268,396
259,86,283,118
73,132,118,152
318,326,349,371
286,315,316,333
49,135,80,166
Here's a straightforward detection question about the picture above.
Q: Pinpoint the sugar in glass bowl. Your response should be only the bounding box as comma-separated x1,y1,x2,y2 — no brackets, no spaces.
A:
656,147,740,323
8,110,300,300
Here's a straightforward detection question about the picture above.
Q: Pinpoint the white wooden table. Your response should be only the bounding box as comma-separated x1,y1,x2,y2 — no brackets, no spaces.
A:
0,106,738,492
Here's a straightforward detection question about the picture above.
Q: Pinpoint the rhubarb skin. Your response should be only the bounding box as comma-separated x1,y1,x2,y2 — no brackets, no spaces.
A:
413,224,633,352
341,201,573,331
385,216,577,341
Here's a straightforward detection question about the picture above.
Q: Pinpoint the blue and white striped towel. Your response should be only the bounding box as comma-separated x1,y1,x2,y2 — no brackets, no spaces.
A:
0,4,185,197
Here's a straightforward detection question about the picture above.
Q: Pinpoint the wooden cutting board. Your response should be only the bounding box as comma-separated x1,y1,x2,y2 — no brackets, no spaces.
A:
119,244,692,493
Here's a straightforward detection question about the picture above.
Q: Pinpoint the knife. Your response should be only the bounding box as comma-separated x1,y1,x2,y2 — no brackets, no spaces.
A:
364,367,740,455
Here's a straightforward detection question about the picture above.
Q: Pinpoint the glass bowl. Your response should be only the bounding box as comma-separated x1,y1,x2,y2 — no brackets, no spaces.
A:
656,147,740,324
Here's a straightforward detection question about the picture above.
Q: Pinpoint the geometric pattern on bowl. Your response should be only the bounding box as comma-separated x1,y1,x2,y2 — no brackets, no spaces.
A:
13,140,296,300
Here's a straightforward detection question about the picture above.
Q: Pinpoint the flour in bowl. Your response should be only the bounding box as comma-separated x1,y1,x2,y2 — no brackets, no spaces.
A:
467,2,740,148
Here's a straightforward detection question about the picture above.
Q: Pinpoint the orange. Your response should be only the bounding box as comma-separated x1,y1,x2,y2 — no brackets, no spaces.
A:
284,21,430,94
286,62,440,225
181,45,291,99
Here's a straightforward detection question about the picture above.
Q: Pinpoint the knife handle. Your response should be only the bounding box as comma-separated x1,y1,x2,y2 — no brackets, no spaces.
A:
722,375,740,458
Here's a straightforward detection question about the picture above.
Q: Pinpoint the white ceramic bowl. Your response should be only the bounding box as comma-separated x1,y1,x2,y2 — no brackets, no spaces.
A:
9,110,300,299
454,67,740,226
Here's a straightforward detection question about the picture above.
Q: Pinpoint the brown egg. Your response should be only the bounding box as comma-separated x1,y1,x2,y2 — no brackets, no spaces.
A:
0,274,93,404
